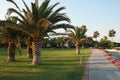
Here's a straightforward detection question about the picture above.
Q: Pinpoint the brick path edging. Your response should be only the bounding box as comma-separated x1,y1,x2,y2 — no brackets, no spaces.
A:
82,49,92,80
82,60,89,80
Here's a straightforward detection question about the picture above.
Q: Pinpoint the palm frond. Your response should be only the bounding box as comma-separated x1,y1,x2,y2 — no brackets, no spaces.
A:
7,0,21,11
38,0,50,19
50,14,71,24
32,3,38,22
8,8,29,25
0,20,29,35
22,0,31,13
10,16,27,26
5,0,74,40
68,26,87,43
46,24,74,33
68,30,76,40
0,20,19,28
43,2,60,18
48,7,65,20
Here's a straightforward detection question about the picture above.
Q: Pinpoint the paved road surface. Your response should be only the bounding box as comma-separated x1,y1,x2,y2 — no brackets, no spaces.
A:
86,49,120,80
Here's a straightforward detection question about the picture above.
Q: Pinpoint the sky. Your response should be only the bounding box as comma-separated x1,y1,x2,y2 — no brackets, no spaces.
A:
0,0,120,42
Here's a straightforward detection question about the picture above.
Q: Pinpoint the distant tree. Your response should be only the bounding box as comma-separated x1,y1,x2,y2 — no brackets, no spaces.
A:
93,31,100,48
93,31,100,41
57,37,66,48
68,25,87,54
42,38,50,48
85,37,94,47
99,36,111,48
108,29,116,48
108,29,116,42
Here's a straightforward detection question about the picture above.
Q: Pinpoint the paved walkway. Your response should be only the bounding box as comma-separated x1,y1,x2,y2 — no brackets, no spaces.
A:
85,49,120,80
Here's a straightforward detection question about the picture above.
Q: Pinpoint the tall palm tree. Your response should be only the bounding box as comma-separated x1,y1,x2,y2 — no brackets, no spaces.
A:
1,0,74,65
108,29,116,42
68,25,87,54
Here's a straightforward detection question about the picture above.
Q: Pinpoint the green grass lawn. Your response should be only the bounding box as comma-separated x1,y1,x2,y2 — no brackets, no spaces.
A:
0,48,91,80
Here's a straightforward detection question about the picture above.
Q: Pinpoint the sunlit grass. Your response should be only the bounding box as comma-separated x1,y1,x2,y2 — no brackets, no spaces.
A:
0,48,91,80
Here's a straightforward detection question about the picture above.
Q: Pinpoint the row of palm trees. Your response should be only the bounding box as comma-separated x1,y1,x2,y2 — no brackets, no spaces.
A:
1,0,115,65
93,29,116,42
0,0,87,65
93,29,116,48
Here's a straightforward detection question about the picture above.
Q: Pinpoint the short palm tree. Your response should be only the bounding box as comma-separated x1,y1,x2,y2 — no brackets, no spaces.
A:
0,27,16,62
68,25,87,54
0,17,22,62
1,0,74,65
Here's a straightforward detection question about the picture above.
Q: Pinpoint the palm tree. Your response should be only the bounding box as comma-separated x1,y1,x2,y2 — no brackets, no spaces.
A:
0,15,22,62
0,28,16,62
93,31,100,48
0,18,22,62
0,14,29,61
108,29,116,48
108,29,116,42
1,0,74,65
68,25,87,54
93,31,100,41
80,25,87,48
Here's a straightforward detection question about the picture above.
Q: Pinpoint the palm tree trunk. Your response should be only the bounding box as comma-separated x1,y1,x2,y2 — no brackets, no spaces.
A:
76,42,80,54
32,39,42,65
27,44,33,58
8,42,16,62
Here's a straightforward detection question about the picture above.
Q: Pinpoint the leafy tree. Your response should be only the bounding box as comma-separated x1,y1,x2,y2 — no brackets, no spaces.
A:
68,25,87,54
1,0,74,65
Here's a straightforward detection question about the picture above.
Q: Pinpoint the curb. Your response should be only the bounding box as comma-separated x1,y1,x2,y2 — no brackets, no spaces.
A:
100,49,120,68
